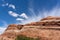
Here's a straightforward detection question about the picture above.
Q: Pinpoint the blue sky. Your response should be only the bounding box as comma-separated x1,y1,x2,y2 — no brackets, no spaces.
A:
0,0,60,34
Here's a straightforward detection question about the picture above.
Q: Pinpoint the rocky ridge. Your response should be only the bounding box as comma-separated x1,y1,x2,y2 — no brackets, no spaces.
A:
0,16,60,40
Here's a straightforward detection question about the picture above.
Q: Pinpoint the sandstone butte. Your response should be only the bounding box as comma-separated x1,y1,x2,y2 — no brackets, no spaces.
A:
1,16,60,40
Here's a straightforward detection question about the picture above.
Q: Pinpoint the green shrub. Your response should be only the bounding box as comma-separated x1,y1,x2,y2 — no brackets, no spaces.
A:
15,35,40,40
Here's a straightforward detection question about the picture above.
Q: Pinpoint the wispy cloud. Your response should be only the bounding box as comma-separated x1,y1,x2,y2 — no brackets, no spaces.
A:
19,6,60,24
38,6,60,18
0,20,7,34
2,3,16,9
8,11,29,23
8,11,29,19
0,27,6,34
16,18,24,21
2,3,8,6
20,13,28,19
8,11,19,17
9,4,15,9
5,0,60,24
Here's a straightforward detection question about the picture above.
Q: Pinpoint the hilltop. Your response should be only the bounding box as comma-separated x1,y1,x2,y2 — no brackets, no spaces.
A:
0,16,60,40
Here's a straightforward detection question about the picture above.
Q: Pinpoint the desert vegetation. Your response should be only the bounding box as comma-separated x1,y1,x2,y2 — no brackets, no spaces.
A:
15,35,40,40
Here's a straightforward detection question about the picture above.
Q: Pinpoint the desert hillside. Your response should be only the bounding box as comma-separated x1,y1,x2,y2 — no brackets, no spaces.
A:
0,16,60,40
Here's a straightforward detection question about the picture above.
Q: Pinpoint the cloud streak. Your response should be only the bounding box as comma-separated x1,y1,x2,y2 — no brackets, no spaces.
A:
0,20,7,34
38,6,60,18
9,4,16,9
16,18,24,21
8,11,29,19
2,3,16,9
0,27,6,34
2,3,9,6
4,0,60,25
8,11,19,17
19,5,60,24
20,13,28,19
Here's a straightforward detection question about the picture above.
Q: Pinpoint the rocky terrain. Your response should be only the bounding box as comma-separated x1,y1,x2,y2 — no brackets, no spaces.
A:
0,16,60,40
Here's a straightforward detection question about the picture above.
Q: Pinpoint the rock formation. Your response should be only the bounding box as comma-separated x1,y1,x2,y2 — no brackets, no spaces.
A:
0,16,60,40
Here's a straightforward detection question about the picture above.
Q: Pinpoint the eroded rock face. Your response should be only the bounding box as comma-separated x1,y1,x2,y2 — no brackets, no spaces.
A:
40,16,60,26
24,16,60,26
1,16,60,40
0,24,24,40
6,24,24,31
41,16,60,21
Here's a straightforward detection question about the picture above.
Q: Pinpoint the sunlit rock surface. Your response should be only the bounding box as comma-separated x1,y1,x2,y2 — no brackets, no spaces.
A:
0,16,60,40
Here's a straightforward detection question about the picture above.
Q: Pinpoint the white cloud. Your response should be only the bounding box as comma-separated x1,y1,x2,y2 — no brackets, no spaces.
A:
16,18,24,21
8,11,19,17
9,4,15,9
8,11,29,22
2,3,16,9
0,27,6,34
0,20,8,34
2,3,9,6
20,13,28,19
19,6,60,24
40,6,60,17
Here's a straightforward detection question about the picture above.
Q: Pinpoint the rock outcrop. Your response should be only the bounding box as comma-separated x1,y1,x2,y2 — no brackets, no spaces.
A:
0,16,60,40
